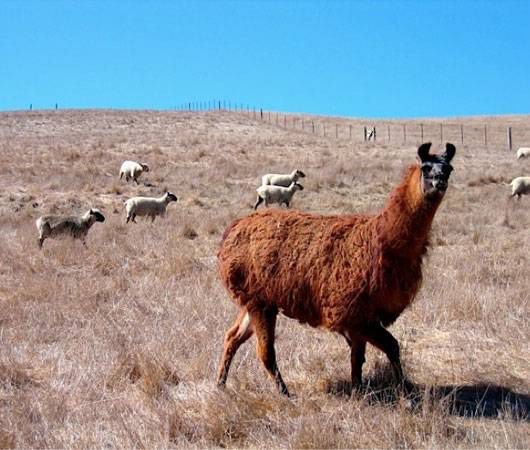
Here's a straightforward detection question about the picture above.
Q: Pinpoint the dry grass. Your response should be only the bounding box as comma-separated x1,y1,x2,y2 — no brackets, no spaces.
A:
0,109,528,448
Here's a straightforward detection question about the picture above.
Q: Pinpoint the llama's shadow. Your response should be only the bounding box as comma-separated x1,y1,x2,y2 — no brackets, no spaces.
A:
326,377,530,421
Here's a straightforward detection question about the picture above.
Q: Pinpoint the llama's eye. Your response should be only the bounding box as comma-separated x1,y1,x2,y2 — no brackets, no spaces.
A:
422,166,431,174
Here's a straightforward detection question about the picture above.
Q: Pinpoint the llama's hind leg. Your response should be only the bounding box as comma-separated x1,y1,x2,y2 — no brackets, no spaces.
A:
349,339,366,390
364,324,404,385
217,308,254,387
250,305,290,397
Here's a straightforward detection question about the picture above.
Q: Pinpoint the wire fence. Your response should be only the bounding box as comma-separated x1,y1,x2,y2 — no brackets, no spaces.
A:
175,100,530,151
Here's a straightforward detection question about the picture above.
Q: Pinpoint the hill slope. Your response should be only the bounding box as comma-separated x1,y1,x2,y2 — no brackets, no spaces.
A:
0,110,528,448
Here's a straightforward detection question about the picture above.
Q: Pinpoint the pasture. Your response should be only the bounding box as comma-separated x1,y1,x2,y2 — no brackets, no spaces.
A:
0,109,528,448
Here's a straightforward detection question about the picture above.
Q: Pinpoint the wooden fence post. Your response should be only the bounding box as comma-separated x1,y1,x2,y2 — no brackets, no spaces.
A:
364,126,367,142
403,124,407,143
260,108,263,120
349,124,352,140
460,124,464,144
420,123,424,141
312,121,315,133
388,125,391,142
323,124,326,137
284,116,286,128
336,124,338,139
484,125,487,147
507,126,512,150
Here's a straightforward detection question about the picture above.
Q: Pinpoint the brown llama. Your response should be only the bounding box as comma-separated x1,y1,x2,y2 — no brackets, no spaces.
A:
217,143,456,397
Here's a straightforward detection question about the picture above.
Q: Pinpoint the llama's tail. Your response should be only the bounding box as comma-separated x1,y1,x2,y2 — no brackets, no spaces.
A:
218,218,243,257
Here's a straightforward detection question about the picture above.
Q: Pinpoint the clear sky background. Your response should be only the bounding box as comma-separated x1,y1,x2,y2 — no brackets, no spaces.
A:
1,0,529,118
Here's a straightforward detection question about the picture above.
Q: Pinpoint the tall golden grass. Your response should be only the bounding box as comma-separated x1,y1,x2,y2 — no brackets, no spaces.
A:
0,110,528,448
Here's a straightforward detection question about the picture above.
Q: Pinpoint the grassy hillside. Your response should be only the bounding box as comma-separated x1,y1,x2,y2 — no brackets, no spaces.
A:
0,109,528,448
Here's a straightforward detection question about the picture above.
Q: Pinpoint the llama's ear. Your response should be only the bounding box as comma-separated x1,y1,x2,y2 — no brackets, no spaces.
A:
442,143,456,162
417,142,432,162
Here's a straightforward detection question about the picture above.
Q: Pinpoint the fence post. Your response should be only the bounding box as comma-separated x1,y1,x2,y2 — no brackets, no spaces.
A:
460,124,464,144
260,109,263,120
507,126,512,150
403,124,406,143
349,124,352,140
420,123,424,141
484,125,487,147
388,125,391,143
336,124,338,139
364,126,367,142
323,124,326,137
312,121,315,133
218,101,221,110
284,116,286,128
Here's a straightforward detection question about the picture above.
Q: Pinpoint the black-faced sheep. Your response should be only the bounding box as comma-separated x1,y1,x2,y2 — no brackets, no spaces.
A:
254,182,304,210
124,192,178,223
36,208,105,248
120,160,150,184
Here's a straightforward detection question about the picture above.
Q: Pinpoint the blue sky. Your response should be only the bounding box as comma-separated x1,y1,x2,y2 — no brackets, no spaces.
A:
1,0,529,118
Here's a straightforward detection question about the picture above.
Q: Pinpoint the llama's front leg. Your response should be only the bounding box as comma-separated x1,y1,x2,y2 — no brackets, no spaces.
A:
217,309,254,387
364,324,404,384
250,305,290,397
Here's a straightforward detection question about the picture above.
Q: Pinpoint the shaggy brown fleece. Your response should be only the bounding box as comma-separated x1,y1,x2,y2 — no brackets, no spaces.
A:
217,148,452,395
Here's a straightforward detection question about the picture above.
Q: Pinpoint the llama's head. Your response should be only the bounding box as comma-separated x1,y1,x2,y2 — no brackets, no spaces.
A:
417,142,455,201
140,163,150,172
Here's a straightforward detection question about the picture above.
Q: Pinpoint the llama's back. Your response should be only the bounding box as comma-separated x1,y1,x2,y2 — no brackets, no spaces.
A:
218,209,375,329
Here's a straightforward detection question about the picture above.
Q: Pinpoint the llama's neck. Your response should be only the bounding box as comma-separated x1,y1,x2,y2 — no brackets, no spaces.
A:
376,165,441,257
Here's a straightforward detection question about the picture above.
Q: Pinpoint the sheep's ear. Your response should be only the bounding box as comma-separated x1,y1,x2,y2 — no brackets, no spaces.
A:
442,143,456,162
417,142,432,162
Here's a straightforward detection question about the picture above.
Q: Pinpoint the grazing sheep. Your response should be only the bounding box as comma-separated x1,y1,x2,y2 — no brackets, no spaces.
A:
254,182,304,210
261,169,306,187
509,176,530,199
36,208,105,248
124,192,178,223
516,147,530,159
217,142,456,397
119,160,150,184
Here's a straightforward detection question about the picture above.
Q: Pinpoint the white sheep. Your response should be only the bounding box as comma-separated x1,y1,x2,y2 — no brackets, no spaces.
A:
124,192,178,223
261,169,306,187
516,147,530,159
509,176,530,199
254,182,304,210
36,208,105,248
119,160,150,184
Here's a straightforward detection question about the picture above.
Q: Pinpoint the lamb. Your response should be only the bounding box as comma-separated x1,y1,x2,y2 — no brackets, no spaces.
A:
119,160,150,184
261,169,306,187
124,192,178,223
516,147,530,159
36,208,105,248
217,142,456,397
509,176,530,199
254,182,304,210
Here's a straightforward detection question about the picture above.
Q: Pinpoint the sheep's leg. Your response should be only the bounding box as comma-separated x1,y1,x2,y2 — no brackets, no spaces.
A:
120,172,123,180
254,196,263,210
250,305,290,397
364,325,404,384
37,237,44,248
217,309,254,387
